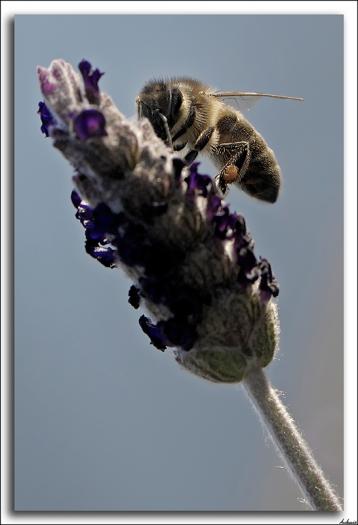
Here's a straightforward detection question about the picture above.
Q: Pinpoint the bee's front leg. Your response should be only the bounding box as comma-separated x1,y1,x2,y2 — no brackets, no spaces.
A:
213,141,251,196
184,127,215,164
154,111,173,149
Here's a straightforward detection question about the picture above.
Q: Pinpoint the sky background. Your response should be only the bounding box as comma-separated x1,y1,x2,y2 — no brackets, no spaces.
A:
14,15,343,511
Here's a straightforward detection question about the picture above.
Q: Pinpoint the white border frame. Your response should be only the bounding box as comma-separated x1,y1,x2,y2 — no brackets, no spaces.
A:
2,2,357,524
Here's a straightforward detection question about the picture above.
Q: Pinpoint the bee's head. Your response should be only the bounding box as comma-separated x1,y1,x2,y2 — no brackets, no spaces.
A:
136,80,183,141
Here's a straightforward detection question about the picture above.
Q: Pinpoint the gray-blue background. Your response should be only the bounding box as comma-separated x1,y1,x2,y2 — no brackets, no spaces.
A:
15,15,343,511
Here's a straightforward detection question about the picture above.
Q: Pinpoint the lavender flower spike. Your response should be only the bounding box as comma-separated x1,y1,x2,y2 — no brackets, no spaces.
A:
37,59,342,511
37,58,279,382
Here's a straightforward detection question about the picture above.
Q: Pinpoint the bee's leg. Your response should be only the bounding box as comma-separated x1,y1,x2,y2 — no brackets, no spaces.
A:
213,141,250,195
173,142,187,152
155,111,173,150
184,127,215,164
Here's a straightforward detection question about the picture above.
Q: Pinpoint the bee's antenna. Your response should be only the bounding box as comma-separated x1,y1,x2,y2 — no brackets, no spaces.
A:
211,91,304,102
136,96,143,119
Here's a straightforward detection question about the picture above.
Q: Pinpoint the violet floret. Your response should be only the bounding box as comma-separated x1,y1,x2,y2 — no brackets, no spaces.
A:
73,109,107,141
78,59,104,104
37,101,56,137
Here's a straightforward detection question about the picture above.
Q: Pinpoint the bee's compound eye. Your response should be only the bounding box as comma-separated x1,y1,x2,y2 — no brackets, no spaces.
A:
170,88,183,117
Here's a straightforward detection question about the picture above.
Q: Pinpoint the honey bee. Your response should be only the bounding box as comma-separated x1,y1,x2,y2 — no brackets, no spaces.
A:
136,78,303,203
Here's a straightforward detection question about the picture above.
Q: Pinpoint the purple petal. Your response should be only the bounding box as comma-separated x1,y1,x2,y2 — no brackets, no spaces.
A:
73,109,107,141
85,242,116,268
85,221,107,243
37,101,56,137
206,193,222,221
184,163,213,197
139,315,167,351
128,285,141,309
237,246,260,286
70,190,82,209
76,202,94,222
232,214,247,239
259,259,279,301
212,205,239,240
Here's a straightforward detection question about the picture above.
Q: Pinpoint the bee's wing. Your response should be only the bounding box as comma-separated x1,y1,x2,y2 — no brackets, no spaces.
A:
216,95,263,112
209,90,304,112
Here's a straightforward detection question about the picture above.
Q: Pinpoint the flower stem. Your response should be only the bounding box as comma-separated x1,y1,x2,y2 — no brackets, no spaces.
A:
243,367,342,511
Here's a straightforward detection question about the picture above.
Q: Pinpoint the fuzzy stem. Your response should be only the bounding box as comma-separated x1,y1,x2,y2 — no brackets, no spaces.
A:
243,367,342,511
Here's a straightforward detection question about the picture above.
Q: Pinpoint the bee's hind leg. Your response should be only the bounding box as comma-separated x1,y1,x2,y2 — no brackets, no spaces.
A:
214,141,251,196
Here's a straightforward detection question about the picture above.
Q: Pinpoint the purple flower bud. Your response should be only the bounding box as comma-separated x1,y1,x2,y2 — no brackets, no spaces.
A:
73,109,107,141
78,59,104,104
